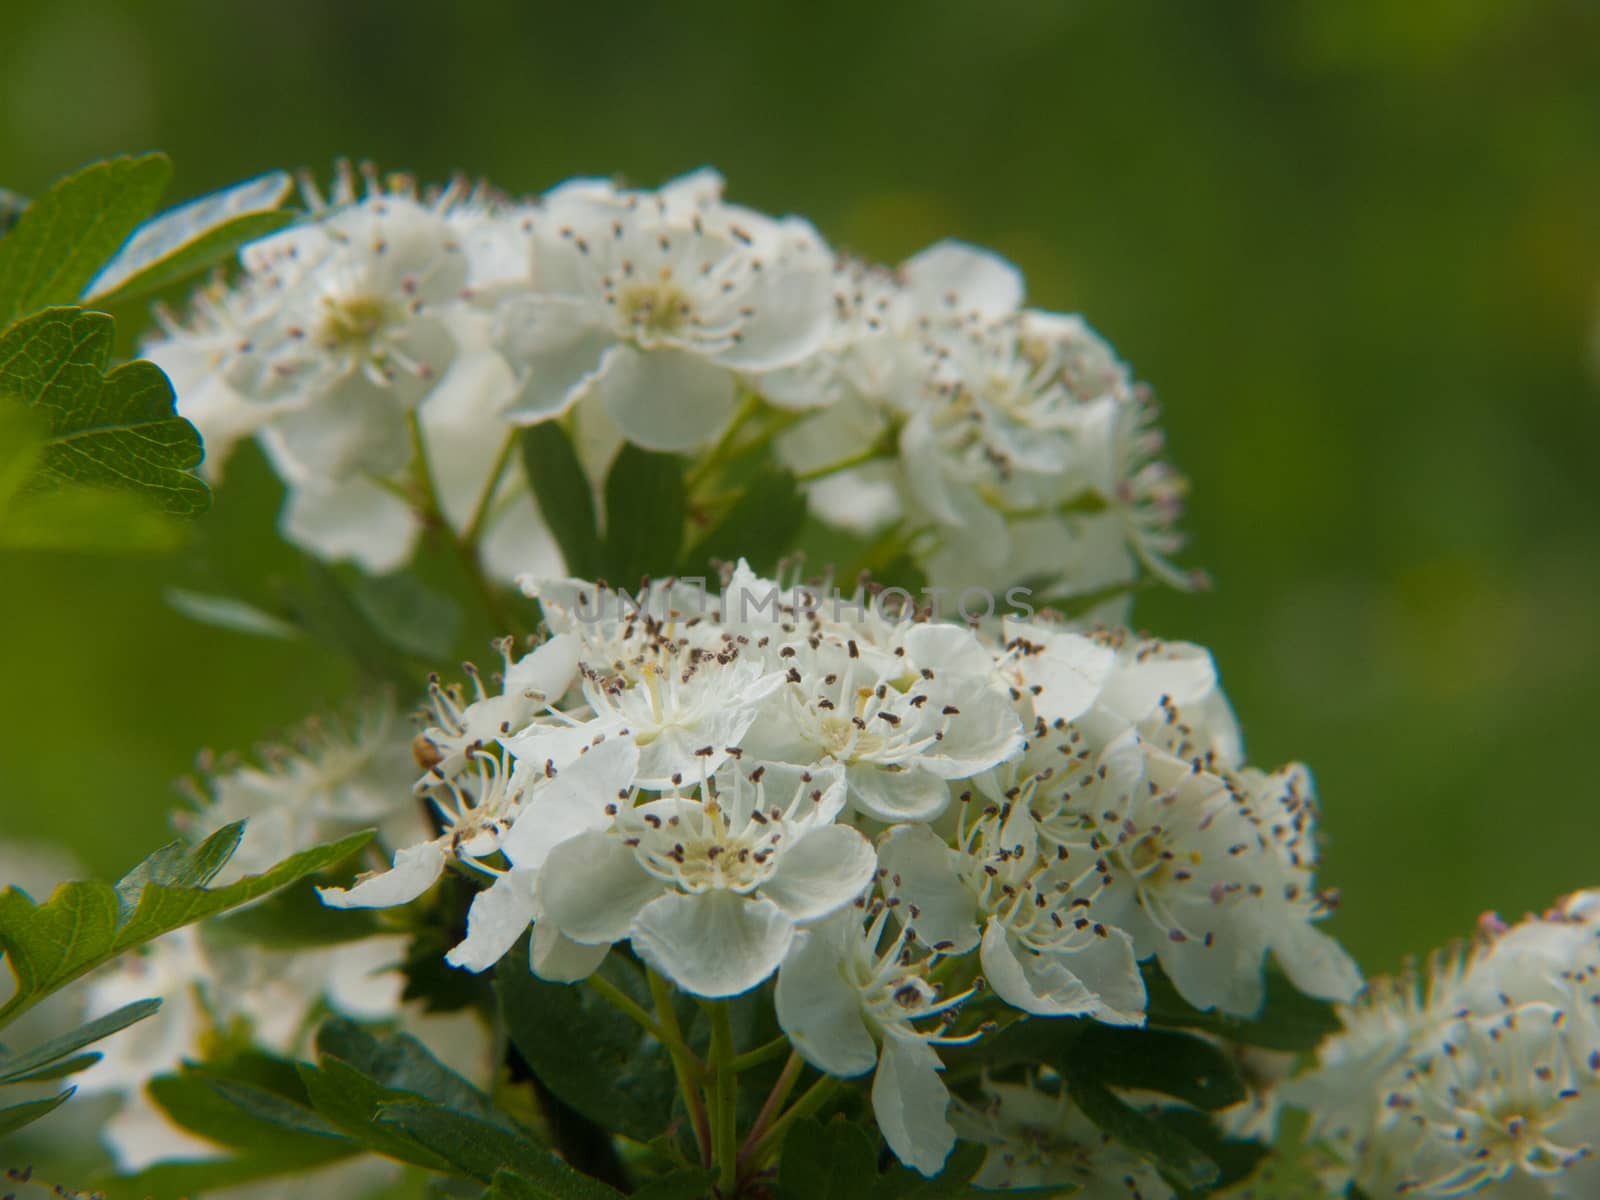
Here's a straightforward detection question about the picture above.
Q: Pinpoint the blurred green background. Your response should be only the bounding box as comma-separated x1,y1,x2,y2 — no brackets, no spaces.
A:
2,0,1598,978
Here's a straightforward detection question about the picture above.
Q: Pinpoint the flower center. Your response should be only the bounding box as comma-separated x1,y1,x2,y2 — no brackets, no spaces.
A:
617,274,693,342
621,798,785,895
317,293,393,352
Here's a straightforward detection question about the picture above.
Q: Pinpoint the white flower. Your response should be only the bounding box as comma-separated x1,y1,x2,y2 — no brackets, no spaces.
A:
536,760,875,997
178,693,427,885
775,904,979,1175
950,1075,1174,1198
497,170,835,451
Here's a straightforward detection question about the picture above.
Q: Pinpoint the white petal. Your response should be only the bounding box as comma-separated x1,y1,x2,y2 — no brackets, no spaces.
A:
446,870,539,973
708,247,833,371
280,476,419,574
1157,915,1267,1017
531,921,611,983
1001,619,1117,725
877,824,980,954
596,345,737,452
873,1033,956,1176
846,764,952,824
260,372,412,482
916,686,1024,780
1272,922,1362,1004
901,240,1024,320
318,840,446,909
980,918,1144,1025
505,633,582,704
761,824,877,925
495,294,615,422
538,831,661,943
1101,642,1218,724
630,891,793,999
502,735,640,870
902,623,996,679
775,923,877,1077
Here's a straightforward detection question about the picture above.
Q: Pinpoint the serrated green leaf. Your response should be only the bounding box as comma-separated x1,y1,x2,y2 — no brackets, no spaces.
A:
631,1168,717,1200
484,1166,628,1200
0,828,372,1028
107,1143,356,1199
521,421,601,578
297,1055,455,1172
680,466,806,579
313,1018,501,1124
379,1103,602,1191
207,1077,351,1141
0,997,160,1083
495,954,678,1144
206,880,381,948
166,587,303,640
0,307,208,515
1142,962,1341,1053
778,1118,877,1200
1067,1026,1247,1112
1070,1077,1218,1190
0,153,171,325
0,1088,72,1136
85,171,294,305
147,1070,350,1154
602,443,685,586
114,821,242,913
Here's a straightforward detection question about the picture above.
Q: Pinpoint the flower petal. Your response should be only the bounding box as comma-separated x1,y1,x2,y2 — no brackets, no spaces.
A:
980,917,1144,1025
531,921,611,984
495,294,615,422
762,824,877,925
318,840,446,910
873,1033,956,1176
846,764,952,824
280,476,419,574
502,735,640,870
446,869,538,973
538,830,660,944
596,344,737,452
630,891,794,998
878,825,980,955
901,240,1023,320
774,922,877,1078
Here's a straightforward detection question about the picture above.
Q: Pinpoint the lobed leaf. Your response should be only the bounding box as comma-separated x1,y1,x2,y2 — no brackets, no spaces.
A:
0,307,209,515
0,153,171,326
0,826,371,1027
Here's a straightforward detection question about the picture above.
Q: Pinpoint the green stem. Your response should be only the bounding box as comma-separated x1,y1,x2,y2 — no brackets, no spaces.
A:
685,392,762,493
738,1049,804,1161
649,968,712,1167
583,975,698,1062
731,1034,791,1073
793,436,895,484
745,1073,842,1168
407,413,520,636
462,428,520,549
708,1001,739,1195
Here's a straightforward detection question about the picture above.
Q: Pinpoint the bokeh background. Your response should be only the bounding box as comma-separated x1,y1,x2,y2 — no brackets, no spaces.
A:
3,0,1599,982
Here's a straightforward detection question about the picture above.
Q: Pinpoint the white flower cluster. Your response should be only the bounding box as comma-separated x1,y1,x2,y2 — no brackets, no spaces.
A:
317,564,1358,1174
149,164,1189,599
1287,892,1600,1198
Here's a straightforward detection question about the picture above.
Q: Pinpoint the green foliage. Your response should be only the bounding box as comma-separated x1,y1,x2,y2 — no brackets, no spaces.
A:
521,421,602,579
776,1118,877,1200
680,465,807,579
494,953,679,1144
84,170,293,306
0,1089,72,1137
0,307,208,516
1142,963,1341,1053
1067,1025,1248,1112
0,824,372,1026
0,154,170,326
1070,1077,1217,1191
0,998,160,1084
482,1166,625,1200
601,443,686,587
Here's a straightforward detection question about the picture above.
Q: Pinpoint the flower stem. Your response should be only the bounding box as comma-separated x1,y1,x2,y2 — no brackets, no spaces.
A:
731,1034,791,1073
583,974,698,1063
707,1000,739,1196
462,427,520,549
648,968,712,1167
737,1049,804,1162
793,431,896,484
685,392,762,493
407,413,520,636
744,1072,841,1168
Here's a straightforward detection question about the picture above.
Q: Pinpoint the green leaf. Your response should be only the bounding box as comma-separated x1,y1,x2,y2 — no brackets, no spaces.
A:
0,827,371,1027
778,1118,877,1200
0,1088,72,1136
0,153,171,325
1142,962,1341,1053
379,1103,606,1191
495,953,679,1143
601,443,685,586
297,1055,456,1172
872,1142,1066,1199
0,307,209,515
0,997,160,1084
286,559,421,689
351,570,464,661
521,421,601,578
147,1070,349,1152
631,1168,718,1200
483,1165,628,1200
166,587,303,640
85,171,294,305
207,880,381,948
0,188,26,236
114,821,242,911
1067,1025,1248,1112
1069,1077,1218,1190
680,466,807,578
313,1018,501,1124
109,1148,356,1199
1156,1109,1270,1196
208,1077,352,1141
